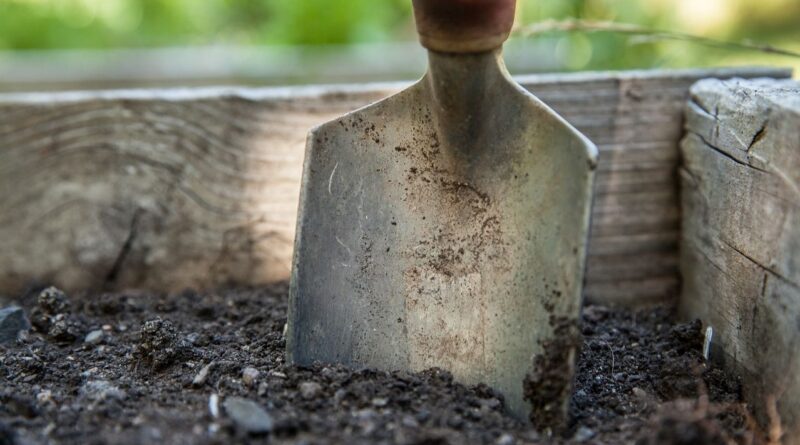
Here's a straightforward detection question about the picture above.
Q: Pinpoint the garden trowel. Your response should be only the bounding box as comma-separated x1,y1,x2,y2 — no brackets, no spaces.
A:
287,0,597,425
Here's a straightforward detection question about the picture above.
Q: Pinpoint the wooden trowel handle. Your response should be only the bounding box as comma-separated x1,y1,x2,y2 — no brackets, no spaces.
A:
412,0,516,53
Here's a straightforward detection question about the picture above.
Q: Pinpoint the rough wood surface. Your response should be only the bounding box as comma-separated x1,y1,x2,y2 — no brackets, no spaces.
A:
0,67,791,305
679,78,800,443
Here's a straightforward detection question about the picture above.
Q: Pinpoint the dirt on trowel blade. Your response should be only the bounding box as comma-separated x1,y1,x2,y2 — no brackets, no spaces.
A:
286,0,597,422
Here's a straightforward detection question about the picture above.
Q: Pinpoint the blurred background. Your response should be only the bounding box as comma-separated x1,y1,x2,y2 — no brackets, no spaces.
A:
0,0,797,91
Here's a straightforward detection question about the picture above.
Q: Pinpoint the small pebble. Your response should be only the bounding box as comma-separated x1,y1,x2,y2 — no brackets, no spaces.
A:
42,423,55,436
193,362,214,386
447,414,464,428
481,397,501,410
85,330,104,344
371,397,388,407
37,390,53,404
81,367,99,378
496,433,515,445
223,397,273,434
0,306,30,344
208,394,219,418
242,367,259,387
80,380,126,402
574,426,596,442
140,427,162,441
355,409,376,420
184,332,201,345
632,387,649,399
299,381,322,400
333,388,348,404
401,415,419,428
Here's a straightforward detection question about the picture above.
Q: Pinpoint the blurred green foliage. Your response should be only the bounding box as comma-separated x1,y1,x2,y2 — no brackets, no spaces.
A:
0,0,798,71
0,0,412,48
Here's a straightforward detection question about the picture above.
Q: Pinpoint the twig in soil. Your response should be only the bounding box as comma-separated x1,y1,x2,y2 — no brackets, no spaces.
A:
515,19,800,59
104,209,142,288
703,326,713,360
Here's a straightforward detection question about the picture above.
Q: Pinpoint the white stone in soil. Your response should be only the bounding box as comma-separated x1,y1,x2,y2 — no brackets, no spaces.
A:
208,394,220,418
299,381,322,400
85,330,104,344
80,380,126,402
242,367,259,387
223,397,273,434
192,362,214,386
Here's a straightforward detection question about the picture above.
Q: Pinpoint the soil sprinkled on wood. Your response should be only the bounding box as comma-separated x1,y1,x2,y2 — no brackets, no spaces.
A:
0,285,762,444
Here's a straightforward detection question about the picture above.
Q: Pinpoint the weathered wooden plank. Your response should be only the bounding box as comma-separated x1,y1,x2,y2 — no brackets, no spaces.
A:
679,78,800,443
595,142,680,172
0,67,791,307
587,251,678,281
584,276,680,306
587,232,678,256
529,68,790,305
590,217,679,238
595,168,677,194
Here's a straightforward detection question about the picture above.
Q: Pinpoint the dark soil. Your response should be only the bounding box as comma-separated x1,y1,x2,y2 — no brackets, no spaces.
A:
0,285,763,445
523,316,581,434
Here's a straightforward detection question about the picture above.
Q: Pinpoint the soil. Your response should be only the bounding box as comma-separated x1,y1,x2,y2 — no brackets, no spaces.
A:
0,284,764,445
523,316,581,434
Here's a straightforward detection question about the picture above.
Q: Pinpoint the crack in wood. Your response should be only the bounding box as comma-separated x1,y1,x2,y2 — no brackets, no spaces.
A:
691,237,734,280
678,166,700,187
749,152,800,203
720,237,800,290
688,95,715,120
104,209,142,288
748,121,768,152
689,130,769,173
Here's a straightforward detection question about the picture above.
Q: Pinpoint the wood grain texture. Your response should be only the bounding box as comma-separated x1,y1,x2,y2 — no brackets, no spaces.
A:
679,78,800,443
0,67,791,306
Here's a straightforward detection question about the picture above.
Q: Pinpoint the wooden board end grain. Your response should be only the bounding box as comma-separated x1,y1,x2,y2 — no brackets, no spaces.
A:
679,77,800,443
